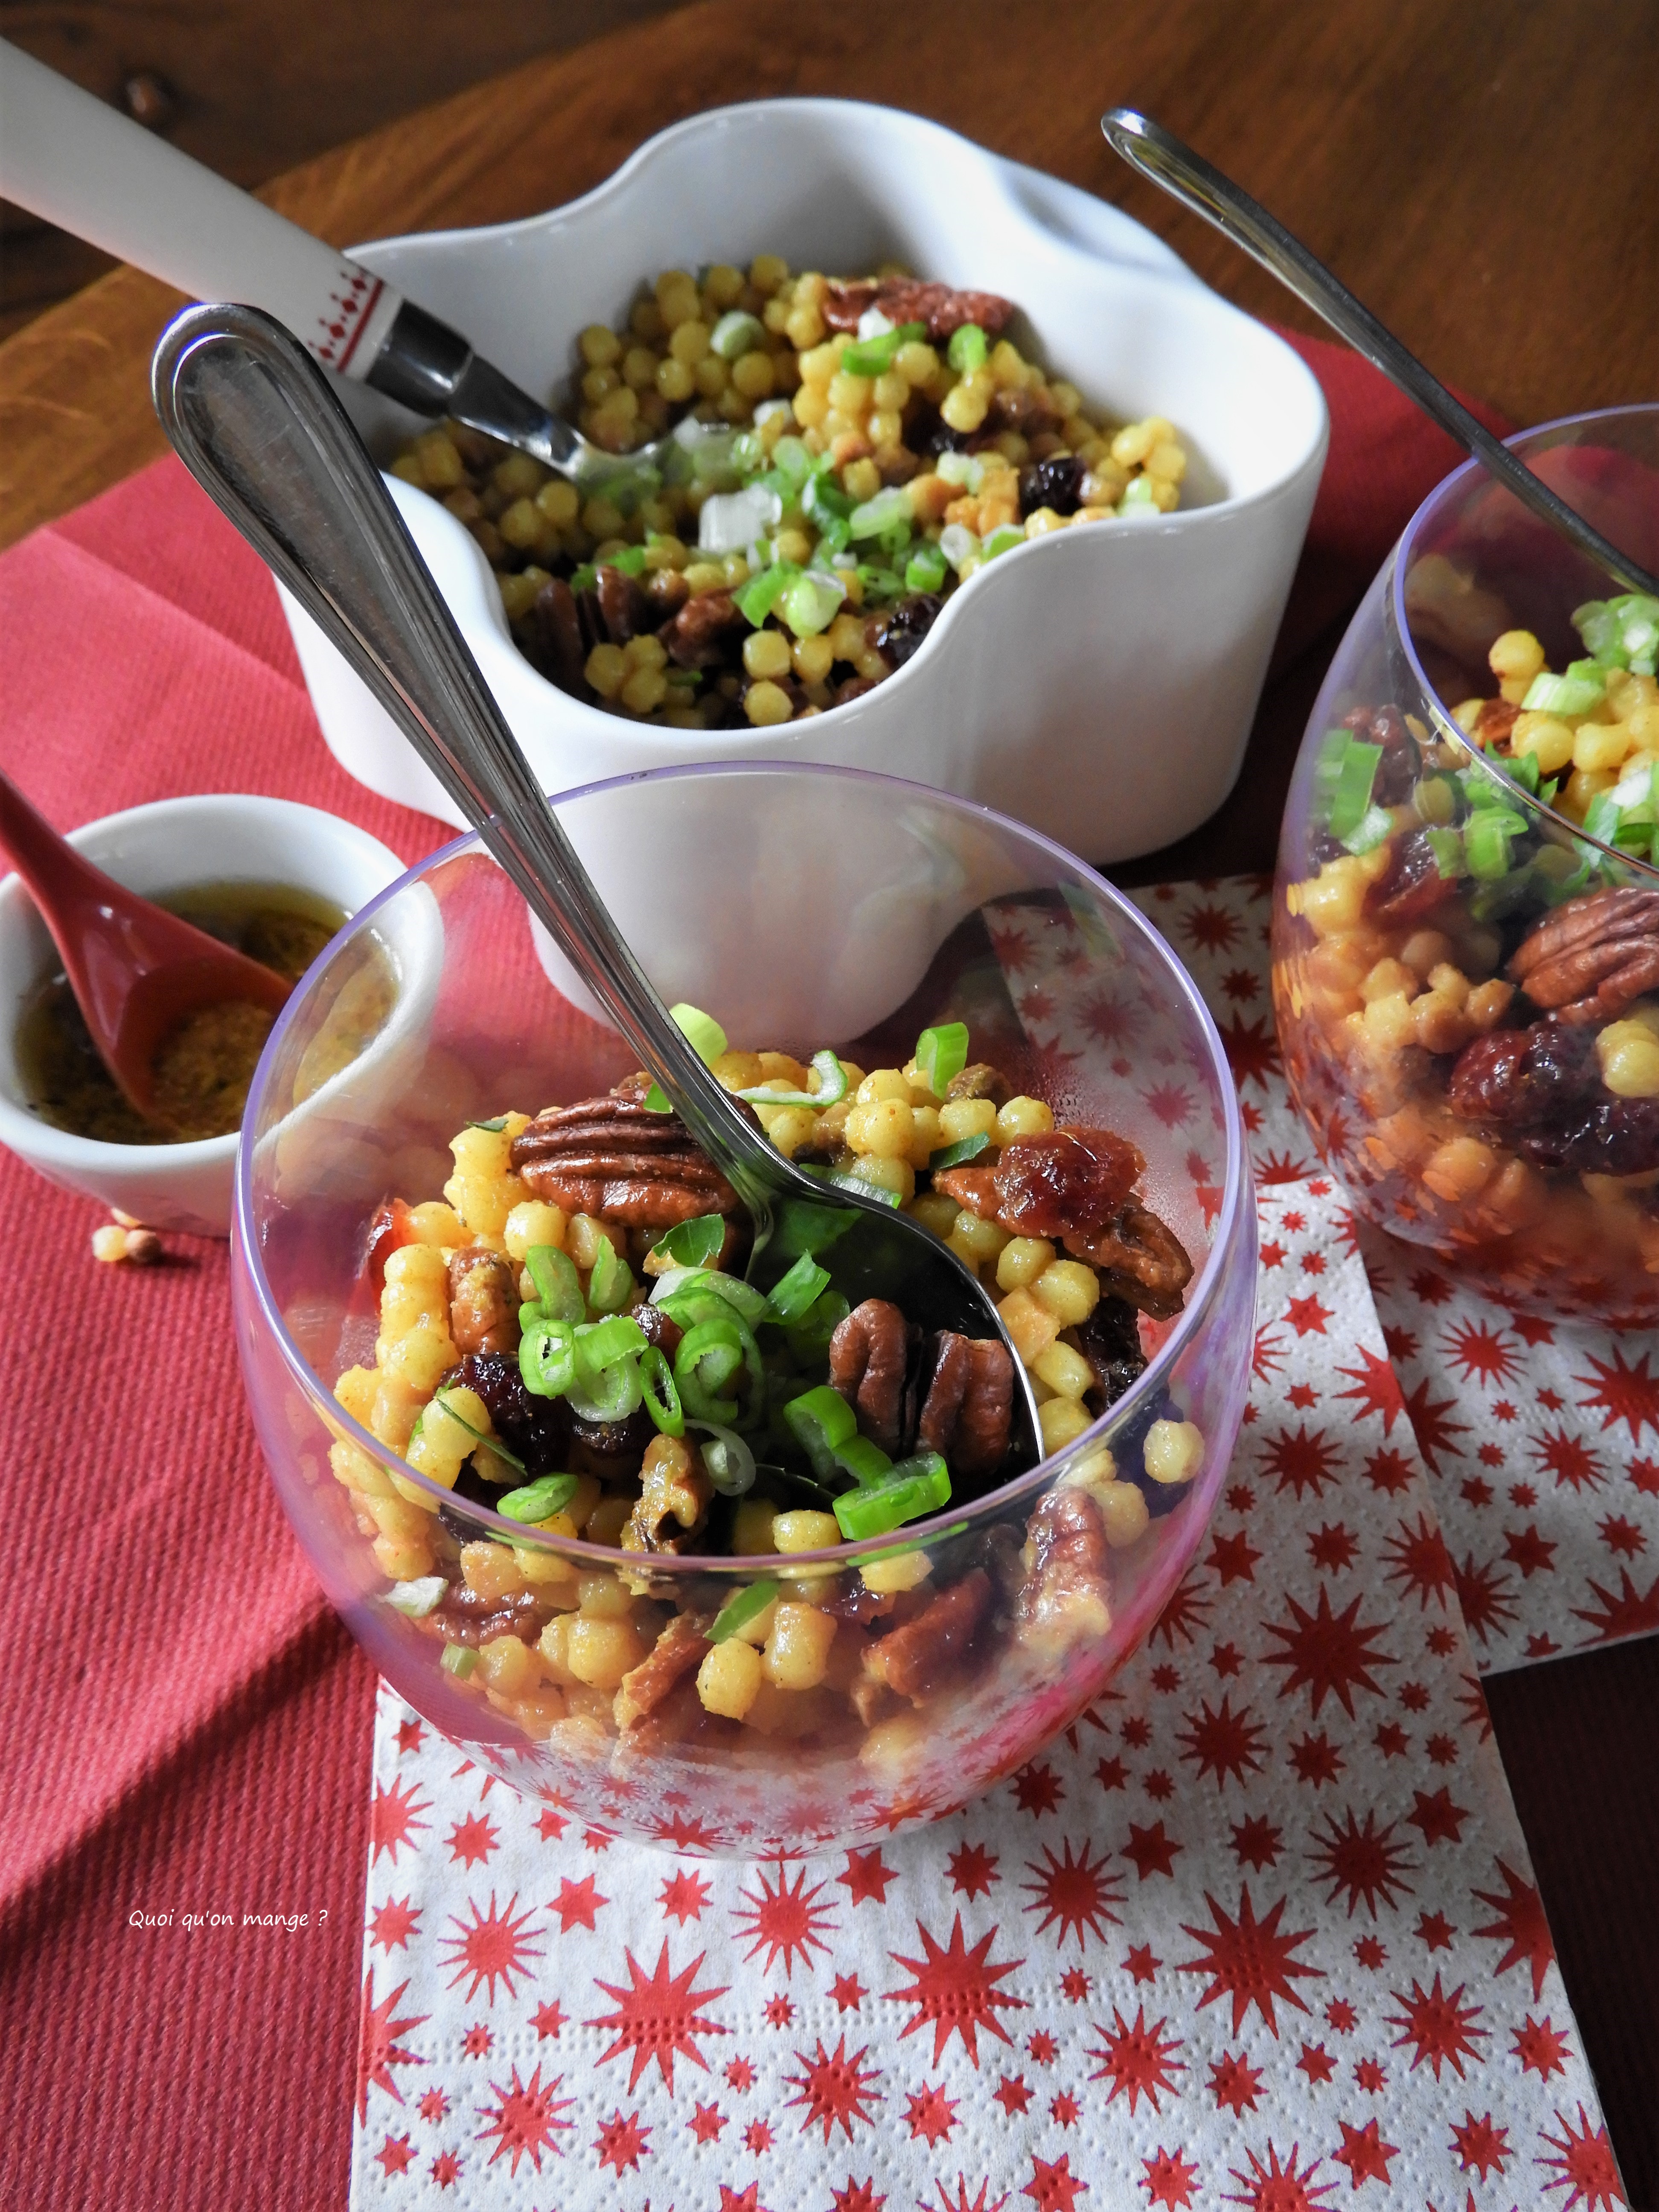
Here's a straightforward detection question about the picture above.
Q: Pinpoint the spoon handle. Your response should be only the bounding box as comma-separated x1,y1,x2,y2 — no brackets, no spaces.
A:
1101,108,1659,602
150,300,770,1205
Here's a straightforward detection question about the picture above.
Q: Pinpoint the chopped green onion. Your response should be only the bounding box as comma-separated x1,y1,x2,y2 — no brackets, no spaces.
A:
659,1269,770,1327
1343,803,1396,856
804,469,855,528
576,1313,648,1373
935,451,982,490
769,436,814,488
939,522,980,571
606,545,648,577
709,1578,779,1642
840,320,926,375
586,1234,635,1315
643,1003,730,1112
674,1316,746,1425
567,1348,643,1423
834,1452,952,1540
640,1345,683,1436
905,542,949,593
946,323,988,373
737,1048,848,1110
915,1022,969,1094
1118,474,1158,513
847,486,912,541
527,1244,585,1324
784,1288,849,1363
693,1420,756,1497
734,561,797,627
1424,827,1466,879
831,1164,902,1206
837,1435,894,1486
710,310,768,360
498,1473,579,1524
384,1575,447,1618
466,1115,508,1132
440,1643,478,1679
780,570,848,638
856,563,905,600
649,1214,727,1270
520,1314,577,1398
983,525,1025,560
1327,738,1382,841
1573,593,1659,676
1464,808,1524,880
770,1195,858,1260
568,562,598,596
783,1384,857,1480
1521,669,1604,717
765,1251,831,1326
422,1394,527,1474
929,1131,991,1170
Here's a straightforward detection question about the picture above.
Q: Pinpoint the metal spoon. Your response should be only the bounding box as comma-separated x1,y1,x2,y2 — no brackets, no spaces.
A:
0,766,291,1123
1101,108,1659,602
150,300,1042,1474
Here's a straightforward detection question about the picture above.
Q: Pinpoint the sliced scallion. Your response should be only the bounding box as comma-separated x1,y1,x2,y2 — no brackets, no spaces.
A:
847,486,912,541
785,1287,849,1363
915,1022,969,1094
467,1115,508,1133
649,1214,727,1270
839,319,926,375
1326,738,1382,841
734,561,798,627
833,1452,951,1541
929,1131,991,1170
765,1251,832,1327
643,1003,729,1112
709,1577,779,1642
1464,808,1525,880
527,1243,585,1324
780,570,847,638
440,1643,478,1679
498,1473,579,1524
693,1420,757,1497
710,310,767,360
935,451,982,490
982,525,1025,560
384,1575,447,1618
736,1048,848,1110
586,1234,635,1316
783,1383,857,1480
1424,827,1466,879
905,542,949,593
640,1345,684,1436
946,323,988,373
520,1313,577,1399
1521,669,1604,718
939,522,980,571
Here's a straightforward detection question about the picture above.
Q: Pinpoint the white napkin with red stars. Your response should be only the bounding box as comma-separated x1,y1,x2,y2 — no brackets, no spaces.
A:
1126,878,1659,1676
349,1177,1622,2212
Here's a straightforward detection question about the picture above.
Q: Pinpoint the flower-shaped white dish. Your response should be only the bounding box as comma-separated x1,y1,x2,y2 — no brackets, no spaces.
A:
282,99,1327,862
0,795,408,1234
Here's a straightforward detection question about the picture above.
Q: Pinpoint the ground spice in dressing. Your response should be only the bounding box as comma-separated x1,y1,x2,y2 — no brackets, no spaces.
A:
16,881,344,1145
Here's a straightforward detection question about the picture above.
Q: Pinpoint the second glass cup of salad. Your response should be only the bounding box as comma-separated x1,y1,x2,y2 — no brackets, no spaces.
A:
1274,404,1659,1321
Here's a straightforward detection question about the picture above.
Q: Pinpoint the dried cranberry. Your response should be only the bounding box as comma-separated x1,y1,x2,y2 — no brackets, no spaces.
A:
871,592,944,669
1447,1030,1531,1121
1074,1293,1147,1410
516,576,587,696
991,1128,1145,1237
629,1300,683,1357
1366,828,1455,928
1018,454,1085,517
594,563,650,644
361,1198,417,1293
1447,1017,1659,1176
448,1350,570,1476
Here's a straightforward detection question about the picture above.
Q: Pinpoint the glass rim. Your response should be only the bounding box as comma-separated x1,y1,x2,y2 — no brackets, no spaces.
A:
234,757,1251,1575
1391,400,1659,886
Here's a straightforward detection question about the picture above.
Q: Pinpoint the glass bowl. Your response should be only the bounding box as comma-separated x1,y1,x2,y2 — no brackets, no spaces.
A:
234,762,1253,1852
1274,405,1659,1322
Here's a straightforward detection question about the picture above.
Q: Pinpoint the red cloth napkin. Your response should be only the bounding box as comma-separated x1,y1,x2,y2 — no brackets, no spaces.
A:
0,330,1502,2211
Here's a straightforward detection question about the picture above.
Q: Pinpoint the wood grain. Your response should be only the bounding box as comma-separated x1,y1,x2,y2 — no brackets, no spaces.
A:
3,0,1656,548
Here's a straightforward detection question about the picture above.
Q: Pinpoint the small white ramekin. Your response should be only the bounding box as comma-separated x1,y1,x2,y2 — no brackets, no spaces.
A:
285,98,1327,864
0,794,405,1234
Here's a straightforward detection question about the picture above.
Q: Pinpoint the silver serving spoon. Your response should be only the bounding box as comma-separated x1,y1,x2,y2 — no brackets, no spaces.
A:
150,300,1042,1477
1101,108,1659,602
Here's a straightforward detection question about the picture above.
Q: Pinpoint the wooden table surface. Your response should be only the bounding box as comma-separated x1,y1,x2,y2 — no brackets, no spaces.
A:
4,2,1656,2196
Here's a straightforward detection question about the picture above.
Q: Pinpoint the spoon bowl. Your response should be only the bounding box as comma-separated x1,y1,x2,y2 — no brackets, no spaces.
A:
0,768,293,1124
150,300,1044,1479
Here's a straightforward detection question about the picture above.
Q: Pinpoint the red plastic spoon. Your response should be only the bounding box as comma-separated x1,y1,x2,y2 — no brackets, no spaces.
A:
0,771,292,1123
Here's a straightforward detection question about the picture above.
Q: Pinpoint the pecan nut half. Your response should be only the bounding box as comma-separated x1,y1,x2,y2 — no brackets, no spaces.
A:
861,1569,993,1703
1065,1199,1193,1320
512,1094,742,1227
1509,887,1659,1024
1015,1487,1112,1659
821,278,1016,341
829,1298,912,1450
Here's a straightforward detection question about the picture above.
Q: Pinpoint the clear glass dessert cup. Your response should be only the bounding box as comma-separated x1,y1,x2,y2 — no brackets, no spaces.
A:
234,762,1254,1852
1274,405,1659,1323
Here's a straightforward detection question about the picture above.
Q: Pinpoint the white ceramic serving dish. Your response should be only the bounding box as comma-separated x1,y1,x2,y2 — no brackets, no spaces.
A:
0,794,407,1234
281,98,1328,862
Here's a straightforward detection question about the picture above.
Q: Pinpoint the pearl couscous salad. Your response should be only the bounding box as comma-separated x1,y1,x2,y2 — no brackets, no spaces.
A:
391,256,1190,730
327,1013,1201,1761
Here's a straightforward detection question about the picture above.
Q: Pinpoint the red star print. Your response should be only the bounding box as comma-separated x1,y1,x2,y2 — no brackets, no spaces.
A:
1122,1821,1183,1880
1503,1522,1558,1577
716,2186,768,2212
832,1973,866,2011
587,1941,729,2091
1013,1762,1065,1815
1258,1423,1342,1499
1537,2105,1624,2210
1144,1768,1174,1802
1223,2139,1336,2210
1331,2118,1398,2187
1373,1720,1409,1758
1325,1999,1357,2033
1381,1512,1455,1608
783,2036,882,2142
1448,2110,1509,2180
1513,2013,1571,2078
1575,1344,1659,1441
1050,2090,1080,2127
418,2089,449,2122
1086,2003,1183,2113
460,2024,490,2058
1295,2040,1336,2085
550,1873,606,1933
1178,1885,1324,2035
1208,2048,1263,2115
1022,2151,1089,2212
1470,1858,1553,1999
371,1896,419,1953
830,2182,885,2212
902,2084,958,2145
1452,1551,1518,1644
688,2101,726,2142
1094,1755,1129,1792
1572,1568,1659,1642
993,2072,1032,2116
734,1863,838,1977
1060,1968,1091,2001
1333,1345,1408,1433
439,1892,541,2005
725,2057,755,2090
1306,1521,1357,1572
1260,1240,1286,1271
1363,1445,1415,1495
1149,1568,1213,1647
356,1969,426,2121
764,1994,795,2027
1027,2029,1059,2063
370,1776,428,1866
743,2118,774,2153
660,1868,712,1924
528,1997,565,2040
1353,1936,1386,1970
594,2107,649,2175
1262,1583,1397,1716
1598,1513,1647,1558
1631,1456,1659,1495
1230,1814,1282,1871
1307,1806,1417,1919
1288,1731,1345,1786
947,1841,1000,1898
428,2148,460,2189
1021,1837,1123,1947
1530,1427,1605,1492
1416,1911,1455,1951
475,2063,574,2177
1210,1641,1244,1678
887,1913,1025,2066
839,1848,897,1906
1142,2147,1200,2209
1386,1972,1487,2079
395,1716,424,1755
373,2133,413,2177
445,1812,498,1868
1441,1317,1521,1385
1353,2057,1386,2091
1402,1373,1469,1472
1284,1293,1333,1336
1286,1382,1318,1411
534,1806,568,1842
1206,1529,1262,1586
1125,1943,1161,1983
1406,1786,1470,1847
